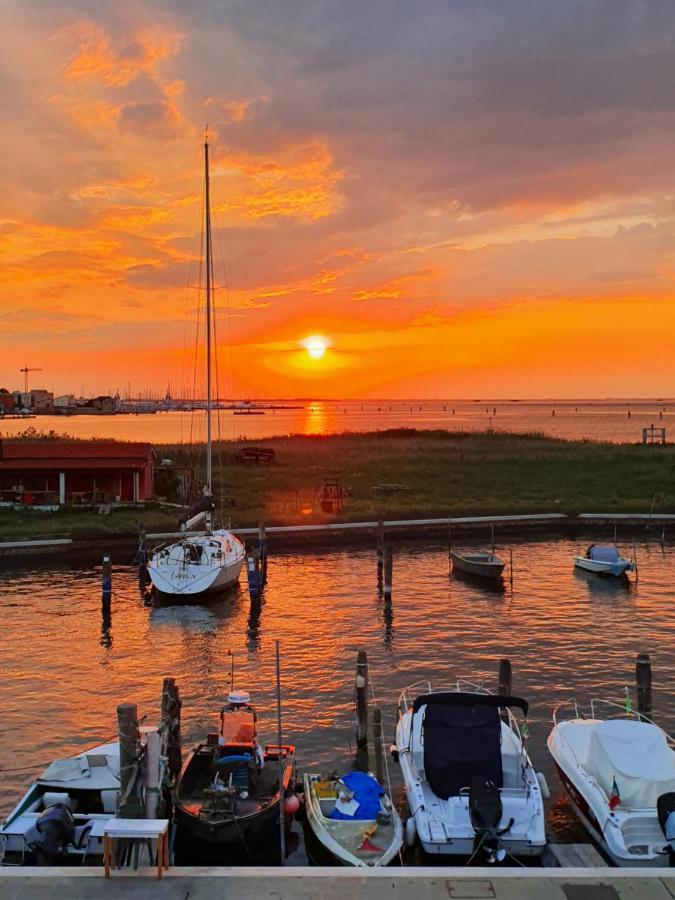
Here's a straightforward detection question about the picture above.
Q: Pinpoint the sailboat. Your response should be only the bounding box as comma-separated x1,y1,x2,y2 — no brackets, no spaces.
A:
147,136,245,597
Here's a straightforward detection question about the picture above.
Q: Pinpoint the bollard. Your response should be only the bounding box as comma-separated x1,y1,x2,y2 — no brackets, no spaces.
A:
373,708,384,784
355,650,369,754
636,653,652,719
498,658,512,697
383,547,393,596
102,554,112,600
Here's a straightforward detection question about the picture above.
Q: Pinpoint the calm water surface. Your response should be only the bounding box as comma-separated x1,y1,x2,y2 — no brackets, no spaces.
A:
1,399,672,443
1,537,673,844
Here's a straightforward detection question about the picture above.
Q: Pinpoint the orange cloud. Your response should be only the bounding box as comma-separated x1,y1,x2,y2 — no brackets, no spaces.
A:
65,28,182,87
214,143,343,221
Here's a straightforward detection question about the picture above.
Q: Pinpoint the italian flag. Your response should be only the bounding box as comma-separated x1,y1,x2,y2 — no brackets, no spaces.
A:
609,776,621,810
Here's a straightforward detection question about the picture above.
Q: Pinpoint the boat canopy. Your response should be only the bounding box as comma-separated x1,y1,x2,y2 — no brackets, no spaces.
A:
586,720,675,809
422,700,502,800
412,692,528,716
588,546,620,563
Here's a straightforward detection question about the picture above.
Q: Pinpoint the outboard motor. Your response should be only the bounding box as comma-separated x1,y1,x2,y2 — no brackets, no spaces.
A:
657,792,675,866
25,804,75,865
469,775,513,864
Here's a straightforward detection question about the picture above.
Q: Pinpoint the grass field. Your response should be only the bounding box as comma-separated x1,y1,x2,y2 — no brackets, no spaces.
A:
1,429,673,540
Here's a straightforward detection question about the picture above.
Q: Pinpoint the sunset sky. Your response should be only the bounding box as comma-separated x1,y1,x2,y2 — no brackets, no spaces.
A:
2,1,675,398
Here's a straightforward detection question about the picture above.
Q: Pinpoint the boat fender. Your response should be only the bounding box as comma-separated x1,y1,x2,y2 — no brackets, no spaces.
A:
283,794,301,817
536,772,550,800
389,744,399,763
404,815,417,847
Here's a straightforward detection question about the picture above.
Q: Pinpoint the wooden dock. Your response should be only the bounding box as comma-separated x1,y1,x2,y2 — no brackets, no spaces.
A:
1,866,673,899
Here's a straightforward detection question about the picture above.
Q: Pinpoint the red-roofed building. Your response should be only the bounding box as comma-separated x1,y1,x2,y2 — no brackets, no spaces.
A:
0,441,155,505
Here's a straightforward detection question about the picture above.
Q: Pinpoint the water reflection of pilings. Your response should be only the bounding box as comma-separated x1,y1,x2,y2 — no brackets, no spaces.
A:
100,594,112,648
247,596,263,651
376,542,394,648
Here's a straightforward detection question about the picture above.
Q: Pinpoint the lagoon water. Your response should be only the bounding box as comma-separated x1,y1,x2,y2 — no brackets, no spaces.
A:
1,398,672,443
1,536,673,849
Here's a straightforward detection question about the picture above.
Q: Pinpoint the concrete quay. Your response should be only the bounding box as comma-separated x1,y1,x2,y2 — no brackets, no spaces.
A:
0,867,674,899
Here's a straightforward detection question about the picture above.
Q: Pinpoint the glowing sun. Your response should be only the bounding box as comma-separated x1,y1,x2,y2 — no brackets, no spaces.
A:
304,335,328,360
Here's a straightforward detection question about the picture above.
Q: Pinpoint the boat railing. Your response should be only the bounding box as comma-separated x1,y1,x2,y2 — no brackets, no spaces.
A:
589,699,675,744
398,681,432,715
553,697,675,747
552,699,581,725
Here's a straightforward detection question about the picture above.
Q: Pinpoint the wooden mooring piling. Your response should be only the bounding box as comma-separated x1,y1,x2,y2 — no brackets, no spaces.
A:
635,652,652,718
354,649,369,769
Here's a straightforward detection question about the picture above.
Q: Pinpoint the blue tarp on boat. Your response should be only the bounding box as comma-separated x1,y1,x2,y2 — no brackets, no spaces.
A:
589,545,620,563
330,771,384,820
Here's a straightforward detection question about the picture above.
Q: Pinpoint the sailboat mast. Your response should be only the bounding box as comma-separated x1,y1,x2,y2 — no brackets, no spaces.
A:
204,136,213,496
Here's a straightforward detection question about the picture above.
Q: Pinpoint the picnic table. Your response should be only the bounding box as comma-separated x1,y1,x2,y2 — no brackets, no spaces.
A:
103,817,170,879
234,446,276,465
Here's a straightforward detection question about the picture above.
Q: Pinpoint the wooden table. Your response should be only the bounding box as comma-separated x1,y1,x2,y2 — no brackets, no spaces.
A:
103,818,170,879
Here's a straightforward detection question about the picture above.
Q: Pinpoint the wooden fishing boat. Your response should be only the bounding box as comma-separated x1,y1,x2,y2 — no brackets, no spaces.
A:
303,772,403,866
450,550,505,580
174,691,295,854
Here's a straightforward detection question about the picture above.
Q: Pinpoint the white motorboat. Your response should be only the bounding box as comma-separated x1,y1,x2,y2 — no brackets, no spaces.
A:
147,136,245,598
0,741,120,865
303,772,403,867
548,699,675,867
394,680,547,861
450,550,505,580
574,545,634,577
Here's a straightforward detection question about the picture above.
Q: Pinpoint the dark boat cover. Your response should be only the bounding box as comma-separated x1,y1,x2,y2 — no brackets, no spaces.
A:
416,694,527,801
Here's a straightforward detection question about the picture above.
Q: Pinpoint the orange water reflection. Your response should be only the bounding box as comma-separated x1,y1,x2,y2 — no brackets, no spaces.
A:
1,537,674,848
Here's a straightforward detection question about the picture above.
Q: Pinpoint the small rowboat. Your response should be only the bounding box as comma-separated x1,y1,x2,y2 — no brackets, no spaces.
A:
450,550,505,580
574,545,634,577
303,772,403,867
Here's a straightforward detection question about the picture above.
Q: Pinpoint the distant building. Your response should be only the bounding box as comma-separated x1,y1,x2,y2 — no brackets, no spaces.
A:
29,389,54,412
53,394,77,408
0,441,155,505
86,395,116,413
0,389,14,414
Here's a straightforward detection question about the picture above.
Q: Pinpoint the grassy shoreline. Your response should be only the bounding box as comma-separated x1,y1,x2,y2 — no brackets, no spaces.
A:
1,429,673,541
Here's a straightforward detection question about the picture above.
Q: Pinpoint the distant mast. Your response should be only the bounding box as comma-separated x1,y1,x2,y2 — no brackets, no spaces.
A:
204,133,213,531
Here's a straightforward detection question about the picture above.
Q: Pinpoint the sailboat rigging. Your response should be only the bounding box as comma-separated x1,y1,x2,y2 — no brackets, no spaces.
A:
146,135,245,596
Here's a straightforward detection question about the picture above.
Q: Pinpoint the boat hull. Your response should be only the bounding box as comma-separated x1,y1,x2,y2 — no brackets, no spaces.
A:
175,797,281,848
574,556,633,577
302,774,403,867
548,721,671,867
450,551,505,580
147,531,245,597
174,742,295,859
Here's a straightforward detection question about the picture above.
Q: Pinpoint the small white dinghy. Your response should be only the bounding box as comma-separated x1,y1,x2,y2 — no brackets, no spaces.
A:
303,772,403,867
394,680,547,861
548,699,675,867
574,545,634,577
450,550,505,580
0,741,120,865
